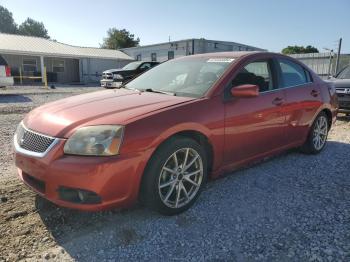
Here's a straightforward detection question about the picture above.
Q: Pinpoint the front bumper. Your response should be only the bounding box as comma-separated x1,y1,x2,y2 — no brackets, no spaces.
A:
15,139,148,211
100,80,122,88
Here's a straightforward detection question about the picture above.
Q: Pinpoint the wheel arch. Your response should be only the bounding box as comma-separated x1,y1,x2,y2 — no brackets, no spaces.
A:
138,128,215,201
309,106,333,129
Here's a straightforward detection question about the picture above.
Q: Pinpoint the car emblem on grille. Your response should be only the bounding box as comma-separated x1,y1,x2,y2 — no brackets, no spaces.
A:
20,137,25,145
345,88,350,94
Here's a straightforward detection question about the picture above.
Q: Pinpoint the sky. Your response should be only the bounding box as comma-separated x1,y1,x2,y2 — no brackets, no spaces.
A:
1,0,349,53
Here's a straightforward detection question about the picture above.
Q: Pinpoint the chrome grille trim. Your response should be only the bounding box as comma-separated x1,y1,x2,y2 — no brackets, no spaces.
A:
14,122,60,158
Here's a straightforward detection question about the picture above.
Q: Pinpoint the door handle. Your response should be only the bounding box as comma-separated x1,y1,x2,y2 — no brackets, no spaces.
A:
272,97,284,106
311,89,319,97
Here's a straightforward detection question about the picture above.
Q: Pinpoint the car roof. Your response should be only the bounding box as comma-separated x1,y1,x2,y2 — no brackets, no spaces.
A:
184,51,263,59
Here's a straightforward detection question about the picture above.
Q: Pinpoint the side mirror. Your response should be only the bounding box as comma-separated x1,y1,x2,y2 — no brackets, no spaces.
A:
231,84,259,98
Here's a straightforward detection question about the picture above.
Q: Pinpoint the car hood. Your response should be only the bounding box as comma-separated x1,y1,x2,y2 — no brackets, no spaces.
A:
326,78,350,88
103,69,133,74
24,89,195,138
103,69,121,73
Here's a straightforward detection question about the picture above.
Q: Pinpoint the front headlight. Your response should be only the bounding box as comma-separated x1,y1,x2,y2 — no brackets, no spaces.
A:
113,74,123,80
64,125,124,156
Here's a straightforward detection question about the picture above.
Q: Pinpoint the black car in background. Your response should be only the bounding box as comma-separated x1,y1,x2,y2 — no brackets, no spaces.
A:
100,61,159,88
327,65,350,115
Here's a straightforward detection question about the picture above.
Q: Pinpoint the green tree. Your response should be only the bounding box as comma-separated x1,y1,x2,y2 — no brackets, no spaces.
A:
0,5,17,34
282,45,319,54
101,28,140,49
18,18,50,39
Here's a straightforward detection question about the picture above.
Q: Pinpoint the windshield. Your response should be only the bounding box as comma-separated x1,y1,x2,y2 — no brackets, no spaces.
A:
125,57,235,97
336,66,350,79
122,61,143,70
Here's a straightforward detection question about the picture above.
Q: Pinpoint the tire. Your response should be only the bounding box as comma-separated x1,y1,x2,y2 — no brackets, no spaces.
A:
141,137,207,215
301,112,329,154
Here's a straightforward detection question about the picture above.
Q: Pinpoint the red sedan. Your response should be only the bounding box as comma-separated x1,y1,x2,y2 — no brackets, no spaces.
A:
14,52,338,215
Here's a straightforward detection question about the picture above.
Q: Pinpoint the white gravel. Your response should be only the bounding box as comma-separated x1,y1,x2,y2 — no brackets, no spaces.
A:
0,86,349,261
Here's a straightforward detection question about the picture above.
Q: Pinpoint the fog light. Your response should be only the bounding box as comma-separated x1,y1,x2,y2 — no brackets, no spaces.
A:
58,187,101,204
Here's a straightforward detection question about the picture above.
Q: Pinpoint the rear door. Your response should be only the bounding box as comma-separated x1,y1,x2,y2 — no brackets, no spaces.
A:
276,58,323,145
223,59,287,165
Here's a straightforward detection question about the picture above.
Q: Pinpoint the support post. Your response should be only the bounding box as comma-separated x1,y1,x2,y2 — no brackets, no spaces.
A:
43,66,48,88
40,56,45,84
335,38,342,75
19,67,22,85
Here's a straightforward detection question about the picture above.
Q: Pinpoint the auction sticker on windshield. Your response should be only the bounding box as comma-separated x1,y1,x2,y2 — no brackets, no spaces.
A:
207,58,235,63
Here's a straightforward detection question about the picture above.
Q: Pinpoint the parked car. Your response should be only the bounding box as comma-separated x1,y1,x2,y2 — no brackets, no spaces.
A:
14,52,337,215
100,61,159,88
327,65,350,115
0,55,14,87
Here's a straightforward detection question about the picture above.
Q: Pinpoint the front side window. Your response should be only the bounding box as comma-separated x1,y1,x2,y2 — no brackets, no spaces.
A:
232,61,273,92
279,59,310,88
53,60,65,73
23,58,37,72
126,57,235,97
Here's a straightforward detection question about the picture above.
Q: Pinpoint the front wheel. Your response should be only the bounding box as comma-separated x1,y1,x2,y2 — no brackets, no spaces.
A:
301,112,329,154
141,137,207,215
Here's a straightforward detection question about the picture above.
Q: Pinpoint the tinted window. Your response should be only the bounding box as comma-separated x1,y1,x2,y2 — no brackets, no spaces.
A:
279,59,309,87
139,63,151,70
232,61,273,92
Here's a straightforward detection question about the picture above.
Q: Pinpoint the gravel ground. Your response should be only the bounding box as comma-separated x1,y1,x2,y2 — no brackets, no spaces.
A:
0,87,349,261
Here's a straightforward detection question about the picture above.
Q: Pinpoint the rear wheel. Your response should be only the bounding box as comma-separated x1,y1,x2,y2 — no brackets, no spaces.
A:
141,137,207,215
301,112,329,154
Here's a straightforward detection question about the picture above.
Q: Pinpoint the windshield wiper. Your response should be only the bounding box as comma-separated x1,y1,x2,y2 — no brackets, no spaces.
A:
144,88,176,96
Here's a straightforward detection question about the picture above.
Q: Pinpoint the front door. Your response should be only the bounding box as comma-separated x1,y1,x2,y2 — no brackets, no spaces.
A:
224,59,287,165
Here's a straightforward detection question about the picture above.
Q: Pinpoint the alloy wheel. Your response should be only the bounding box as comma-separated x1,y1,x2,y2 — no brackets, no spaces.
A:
158,148,204,209
313,115,328,150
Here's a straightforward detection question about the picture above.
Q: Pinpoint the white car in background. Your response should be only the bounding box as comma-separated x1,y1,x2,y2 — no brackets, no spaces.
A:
0,55,14,87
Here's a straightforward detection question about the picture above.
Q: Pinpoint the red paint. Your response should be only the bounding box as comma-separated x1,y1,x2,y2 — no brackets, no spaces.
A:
14,52,338,211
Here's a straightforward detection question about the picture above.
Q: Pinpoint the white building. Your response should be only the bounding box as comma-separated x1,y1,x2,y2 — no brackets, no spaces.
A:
0,33,133,84
121,38,265,62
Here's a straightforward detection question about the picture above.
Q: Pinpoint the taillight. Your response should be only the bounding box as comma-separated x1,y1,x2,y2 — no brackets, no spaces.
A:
5,66,11,77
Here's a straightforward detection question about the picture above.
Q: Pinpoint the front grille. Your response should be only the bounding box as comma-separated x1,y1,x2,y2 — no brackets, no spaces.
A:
336,87,350,94
339,101,350,108
16,123,55,153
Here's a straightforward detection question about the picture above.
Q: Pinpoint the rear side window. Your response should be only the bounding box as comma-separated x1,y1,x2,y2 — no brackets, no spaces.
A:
278,59,311,88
